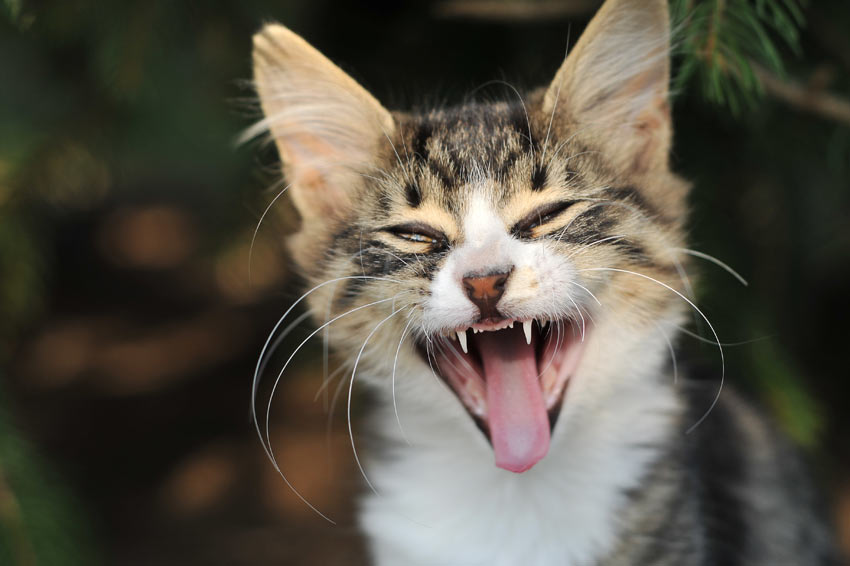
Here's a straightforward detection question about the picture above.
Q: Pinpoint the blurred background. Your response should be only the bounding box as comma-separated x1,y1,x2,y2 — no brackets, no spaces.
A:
1,0,848,564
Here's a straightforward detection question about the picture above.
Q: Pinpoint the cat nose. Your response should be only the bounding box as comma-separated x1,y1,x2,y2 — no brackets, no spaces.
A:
462,268,513,321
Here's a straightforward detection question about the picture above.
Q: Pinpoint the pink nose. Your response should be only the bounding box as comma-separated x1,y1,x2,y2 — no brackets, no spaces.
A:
462,270,511,320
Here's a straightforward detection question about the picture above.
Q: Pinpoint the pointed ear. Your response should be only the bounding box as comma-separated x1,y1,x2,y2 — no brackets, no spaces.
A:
543,0,671,174
250,24,395,220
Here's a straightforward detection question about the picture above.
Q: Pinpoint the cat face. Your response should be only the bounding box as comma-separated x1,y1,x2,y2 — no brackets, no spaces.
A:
252,0,691,472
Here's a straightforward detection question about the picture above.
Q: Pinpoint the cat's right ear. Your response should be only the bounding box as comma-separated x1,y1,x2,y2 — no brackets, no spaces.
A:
249,25,395,220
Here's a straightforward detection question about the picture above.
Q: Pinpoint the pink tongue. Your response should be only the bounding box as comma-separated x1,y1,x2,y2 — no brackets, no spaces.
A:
476,328,550,473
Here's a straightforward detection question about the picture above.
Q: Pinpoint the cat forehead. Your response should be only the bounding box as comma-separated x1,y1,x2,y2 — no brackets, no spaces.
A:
381,100,591,214
403,102,535,164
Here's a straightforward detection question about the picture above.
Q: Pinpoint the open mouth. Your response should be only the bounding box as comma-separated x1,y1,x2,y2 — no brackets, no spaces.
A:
419,318,589,473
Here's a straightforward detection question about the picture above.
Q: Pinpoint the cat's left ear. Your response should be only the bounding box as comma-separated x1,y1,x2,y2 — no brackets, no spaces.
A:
543,0,671,175
251,24,395,220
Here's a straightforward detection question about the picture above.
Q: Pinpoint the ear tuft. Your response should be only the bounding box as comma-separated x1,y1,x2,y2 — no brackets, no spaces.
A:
249,24,395,219
543,0,671,174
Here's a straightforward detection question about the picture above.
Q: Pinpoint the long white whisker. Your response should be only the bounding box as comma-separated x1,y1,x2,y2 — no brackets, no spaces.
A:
653,321,679,385
565,234,628,259
265,293,412,458
569,281,602,306
539,27,571,162
424,335,449,389
248,179,291,286
256,309,314,390
540,86,562,164
252,275,402,434
347,305,410,495
392,318,416,445
436,338,477,375
327,359,351,433
578,267,724,434
671,256,702,333
674,247,749,287
382,129,412,184
313,362,349,402
259,292,411,523
321,281,341,412
567,294,586,342
677,326,771,347
471,79,535,161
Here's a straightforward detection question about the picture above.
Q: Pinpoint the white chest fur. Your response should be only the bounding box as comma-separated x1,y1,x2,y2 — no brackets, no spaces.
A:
358,351,679,566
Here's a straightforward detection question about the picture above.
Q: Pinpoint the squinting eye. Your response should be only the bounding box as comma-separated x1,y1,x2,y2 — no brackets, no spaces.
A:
397,232,437,244
511,200,578,236
384,222,448,249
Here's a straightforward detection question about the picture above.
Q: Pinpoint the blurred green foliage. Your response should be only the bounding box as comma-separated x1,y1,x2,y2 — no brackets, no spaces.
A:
672,0,807,112
0,380,98,566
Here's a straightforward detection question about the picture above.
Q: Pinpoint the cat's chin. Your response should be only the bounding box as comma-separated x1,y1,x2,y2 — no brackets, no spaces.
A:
417,317,589,473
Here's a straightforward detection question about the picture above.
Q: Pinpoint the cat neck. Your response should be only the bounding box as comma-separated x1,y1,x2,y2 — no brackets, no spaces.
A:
358,362,681,566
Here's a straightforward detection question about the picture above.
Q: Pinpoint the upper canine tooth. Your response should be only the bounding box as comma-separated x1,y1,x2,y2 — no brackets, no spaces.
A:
523,320,533,344
457,330,468,354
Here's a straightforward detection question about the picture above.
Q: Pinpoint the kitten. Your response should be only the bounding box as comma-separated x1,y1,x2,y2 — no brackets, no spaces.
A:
248,0,838,564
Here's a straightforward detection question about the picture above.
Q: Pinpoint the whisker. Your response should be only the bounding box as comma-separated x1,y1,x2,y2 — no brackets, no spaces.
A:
653,321,679,385
258,291,412,523
565,234,628,260
313,362,349,402
436,338,477,376
540,81,563,164
469,79,535,161
569,281,602,307
321,281,341,412
392,318,416,445
252,275,402,430
677,326,771,347
256,309,314,390
671,256,703,333
347,305,410,495
248,179,291,286
567,294,586,342
265,292,413,458
578,267,724,434
674,247,749,287
424,335,448,389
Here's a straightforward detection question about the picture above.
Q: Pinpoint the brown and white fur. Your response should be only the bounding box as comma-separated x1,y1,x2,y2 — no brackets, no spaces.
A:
247,0,837,564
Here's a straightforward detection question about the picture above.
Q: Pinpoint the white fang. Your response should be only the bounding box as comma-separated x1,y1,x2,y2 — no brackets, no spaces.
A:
523,320,533,344
457,330,468,353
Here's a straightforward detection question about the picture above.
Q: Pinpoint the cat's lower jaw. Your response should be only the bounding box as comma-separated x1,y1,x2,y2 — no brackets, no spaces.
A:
359,358,680,566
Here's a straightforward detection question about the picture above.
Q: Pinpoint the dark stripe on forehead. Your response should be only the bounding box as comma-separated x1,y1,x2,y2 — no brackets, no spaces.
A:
531,164,547,191
412,121,433,161
428,159,458,190
405,181,422,207
507,104,533,151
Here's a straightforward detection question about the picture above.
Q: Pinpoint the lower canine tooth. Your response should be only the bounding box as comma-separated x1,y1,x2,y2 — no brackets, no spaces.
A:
523,320,533,344
457,330,468,353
